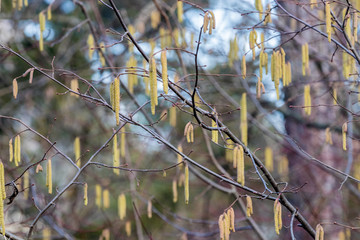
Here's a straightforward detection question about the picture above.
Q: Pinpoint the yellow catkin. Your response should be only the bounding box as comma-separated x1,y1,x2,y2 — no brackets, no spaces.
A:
128,25,135,53
110,82,115,108
147,200,152,218
149,57,157,115
224,212,230,240
95,184,102,208
46,159,52,194
151,10,160,29
172,179,178,203
70,79,79,97
310,0,318,9
225,139,233,162
274,199,282,234
161,50,169,94
278,156,289,179
173,28,180,47
120,131,126,158
74,137,81,167
87,34,95,60
23,170,29,199
42,228,51,240
315,224,324,240
354,13,358,42
242,55,246,79
13,79,19,99
177,144,183,169
264,4,272,24
240,93,248,146
17,0,22,10
177,1,183,23
185,164,189,204
332,88,337,105
14,135,21,166
114,77,120,125
304,84,311,115
118,193,126,220
0,163,4,235
24,0,28,7
169,106,177,127
342,123,347,151
0,162,6,201
338,231,345,240
99,42,106,66
265,147,273,171
84,183,88,206
255,0,264,20
39,11,46,32
143,60,150,96
113,133,120,175
9,139,13,163
236,145,245,185
103,189,110,209
233,144,239,168
325,2,331,42
218,214,225,240
47,4,52,20
246,196,253,217
228,208,235,232
209,11,216,29
125,221,131,237
211,119,218,144
203,12,209,33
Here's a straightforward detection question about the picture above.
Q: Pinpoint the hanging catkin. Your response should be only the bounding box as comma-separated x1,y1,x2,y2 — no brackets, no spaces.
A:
240,93,248,146
113,133,120,175
161,50,169,94
149,57,157,115
74,137,81,167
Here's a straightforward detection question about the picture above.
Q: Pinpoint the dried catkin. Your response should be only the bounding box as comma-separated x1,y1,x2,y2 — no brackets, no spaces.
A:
125,221,131,236
46,159,52,194
184,164,189,204
113,133,120,175
246,195,253,217
315,224,324,240
103,189,110,209
74,137,81,167
149,57,157,115
240,93,248,146
325,2,331,42
118,193,126,220
114,77,120,125
177,1,183,23
172,179,178,203
342,122,347,151
83,183,88,206
218,214,225,240
236,145,245,185
95,184,102,208
228,208,235,232
23,171,29,199
242,55,246,79
184,122,194,143
13,79,18,99
169,106,177,127
265,147,273,171
161,50,169,94
147,200,152,218
325,127,333,145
